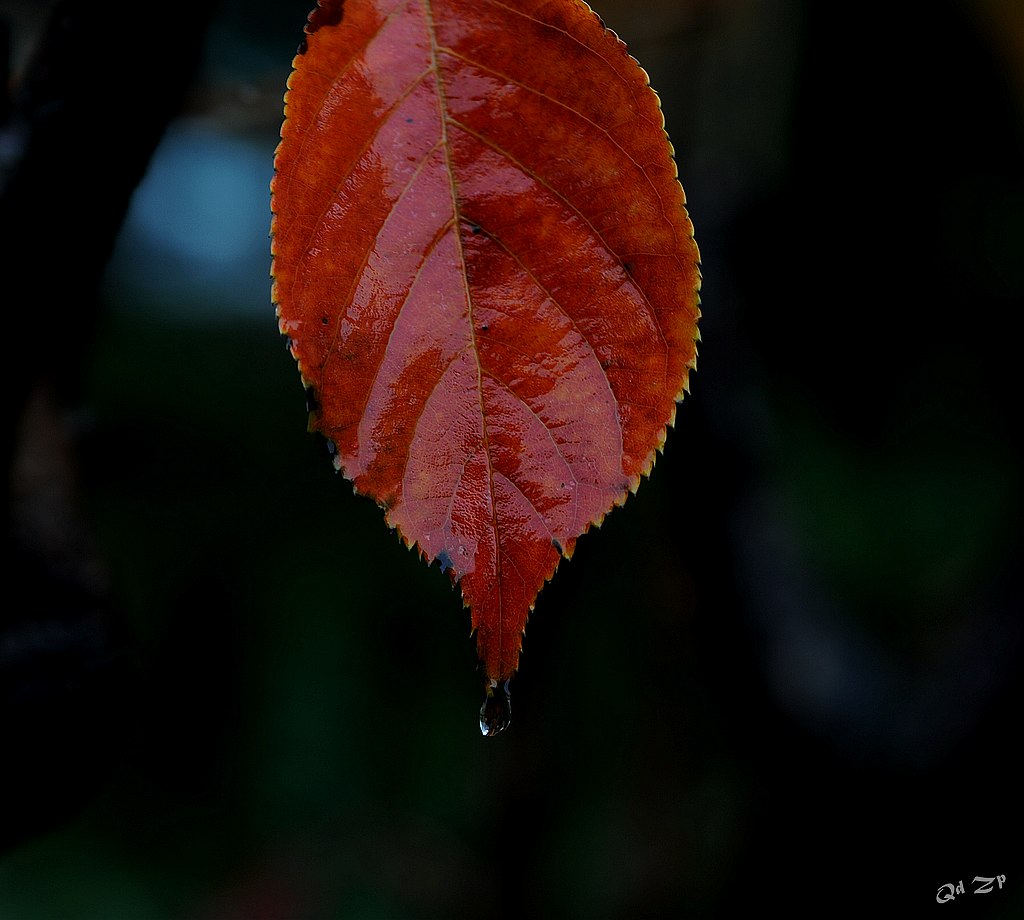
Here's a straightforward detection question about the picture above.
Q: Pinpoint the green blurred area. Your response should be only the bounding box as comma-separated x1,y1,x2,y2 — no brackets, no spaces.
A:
2,0,1023,917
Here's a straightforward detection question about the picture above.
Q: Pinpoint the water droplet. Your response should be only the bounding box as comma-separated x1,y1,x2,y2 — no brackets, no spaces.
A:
479,678,511,737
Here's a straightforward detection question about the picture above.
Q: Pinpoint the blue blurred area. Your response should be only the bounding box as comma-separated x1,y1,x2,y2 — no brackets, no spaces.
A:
104,118,274,320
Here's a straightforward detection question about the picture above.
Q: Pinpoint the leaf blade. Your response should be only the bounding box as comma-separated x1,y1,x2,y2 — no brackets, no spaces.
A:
271,0,701,681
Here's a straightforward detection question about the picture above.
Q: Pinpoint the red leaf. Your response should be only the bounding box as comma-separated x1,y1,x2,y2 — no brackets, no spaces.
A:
271,0,701,688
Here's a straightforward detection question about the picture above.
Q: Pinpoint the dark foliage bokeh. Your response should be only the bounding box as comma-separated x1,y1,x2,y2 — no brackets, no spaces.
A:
2,0,1021,917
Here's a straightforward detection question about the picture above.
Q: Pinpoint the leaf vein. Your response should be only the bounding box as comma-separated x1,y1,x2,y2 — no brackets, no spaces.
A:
468,222,622,473
450,118,671,394
425,0,504,666
482,369,579,534
438,44,672,224
280,1,409,205
475,0,655,126
347,209,456,440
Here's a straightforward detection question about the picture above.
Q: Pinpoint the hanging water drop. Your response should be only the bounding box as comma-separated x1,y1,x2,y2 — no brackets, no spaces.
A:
479,678,511,737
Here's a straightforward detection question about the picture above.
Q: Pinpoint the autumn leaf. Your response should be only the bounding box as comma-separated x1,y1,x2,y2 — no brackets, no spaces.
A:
270,0,701,723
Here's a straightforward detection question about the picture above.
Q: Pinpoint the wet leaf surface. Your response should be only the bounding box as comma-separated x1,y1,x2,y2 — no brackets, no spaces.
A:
271,0,700,684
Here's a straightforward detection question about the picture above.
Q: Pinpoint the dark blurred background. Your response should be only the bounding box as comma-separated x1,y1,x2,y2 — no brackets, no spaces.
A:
1,0,1021,916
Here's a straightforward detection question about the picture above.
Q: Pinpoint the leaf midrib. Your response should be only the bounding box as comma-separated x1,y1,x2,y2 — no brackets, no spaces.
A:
423,0,506,666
